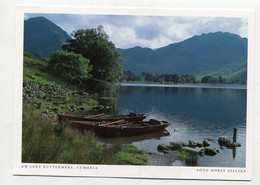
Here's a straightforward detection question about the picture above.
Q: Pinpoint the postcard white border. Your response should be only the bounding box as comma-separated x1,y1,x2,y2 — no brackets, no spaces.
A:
13,5,255,180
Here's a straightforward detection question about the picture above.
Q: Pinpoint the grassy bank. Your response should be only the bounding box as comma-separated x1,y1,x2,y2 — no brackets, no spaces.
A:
22,102,148,165
23,54,100,117
22,54,148,165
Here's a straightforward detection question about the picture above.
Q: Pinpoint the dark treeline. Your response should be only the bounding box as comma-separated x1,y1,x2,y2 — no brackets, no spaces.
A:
123,71,245,85
123,71,197,84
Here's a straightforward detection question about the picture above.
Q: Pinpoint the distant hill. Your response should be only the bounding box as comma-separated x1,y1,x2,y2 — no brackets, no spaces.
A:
24,17,71,58
23,17,247,82
117,32,247,81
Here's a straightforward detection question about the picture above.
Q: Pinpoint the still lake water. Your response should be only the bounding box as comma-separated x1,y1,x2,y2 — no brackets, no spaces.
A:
101,84,247,167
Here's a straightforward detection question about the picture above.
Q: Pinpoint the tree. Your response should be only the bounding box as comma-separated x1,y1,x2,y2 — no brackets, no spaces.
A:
170,74,180,84
154,73,163,83
218,76,226,84
62,25,123,96
123,71,136,81
201,76,209,83
141,72,153,82
48,50,92,87
164,74,170,82
181,74,197,84
201,75,218,84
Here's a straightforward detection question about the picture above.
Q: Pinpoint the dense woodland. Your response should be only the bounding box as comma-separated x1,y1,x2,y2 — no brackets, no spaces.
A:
122,71,246,85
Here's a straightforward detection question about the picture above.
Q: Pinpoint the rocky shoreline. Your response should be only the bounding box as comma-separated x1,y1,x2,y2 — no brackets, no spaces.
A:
22,81,110,119
157,136,241,165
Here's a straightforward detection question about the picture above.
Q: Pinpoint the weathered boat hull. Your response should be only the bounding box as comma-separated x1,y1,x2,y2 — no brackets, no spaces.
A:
58,113,146,123
69,120,170,137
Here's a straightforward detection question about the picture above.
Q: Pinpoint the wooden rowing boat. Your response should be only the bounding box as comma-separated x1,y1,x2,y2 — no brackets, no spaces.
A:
69,119,170,137
58,112,147,123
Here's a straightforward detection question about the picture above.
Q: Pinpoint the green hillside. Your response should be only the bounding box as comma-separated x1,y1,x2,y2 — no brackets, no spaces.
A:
118,32,247,82
23,53,65,85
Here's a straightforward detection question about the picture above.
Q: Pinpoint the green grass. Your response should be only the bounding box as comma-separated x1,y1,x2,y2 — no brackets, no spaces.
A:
22,53,148,165
23,55,66,85
22,102,147,165
171,150,198,164
173,150,190,161
23,54,99,115
113,144,148,165
29,99,68,114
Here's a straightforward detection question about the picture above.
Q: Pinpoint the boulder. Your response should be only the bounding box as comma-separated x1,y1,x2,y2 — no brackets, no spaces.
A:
157,144,169,151
182,142,189,147
197,143,203,147
181,147,198,155
169,142,182,150
218,136,231,145
203,139,211,147
198,149,205,156
204,147,219,156
170,141,183,147
188,140,197,148
169,141,189,148
185,155,199,165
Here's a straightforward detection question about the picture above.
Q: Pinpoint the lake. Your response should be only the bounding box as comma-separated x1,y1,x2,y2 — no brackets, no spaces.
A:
101,84,247,167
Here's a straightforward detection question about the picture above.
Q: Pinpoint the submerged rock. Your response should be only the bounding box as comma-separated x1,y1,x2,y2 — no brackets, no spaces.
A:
188,140,197,148
182,142,189,147
185,155,199,165
157,144,169,151
204,147,219,156
169,143,182,150
181,147,198,155
198,149,205,156
169,141,183,150
203,139,211,147
218,136,231,145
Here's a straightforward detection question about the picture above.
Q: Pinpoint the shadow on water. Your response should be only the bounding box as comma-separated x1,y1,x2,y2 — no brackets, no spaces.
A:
98,130,170,144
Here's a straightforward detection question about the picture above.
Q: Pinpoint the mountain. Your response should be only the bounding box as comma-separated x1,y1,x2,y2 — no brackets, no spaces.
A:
117,32,247,80
24,17,71,58
23,17,247,81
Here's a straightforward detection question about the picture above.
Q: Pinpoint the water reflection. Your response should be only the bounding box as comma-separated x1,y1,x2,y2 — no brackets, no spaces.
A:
116,85,246,167
233,148,237,159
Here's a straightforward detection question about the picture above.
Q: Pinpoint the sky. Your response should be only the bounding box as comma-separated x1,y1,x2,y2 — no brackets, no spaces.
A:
24,13,248,49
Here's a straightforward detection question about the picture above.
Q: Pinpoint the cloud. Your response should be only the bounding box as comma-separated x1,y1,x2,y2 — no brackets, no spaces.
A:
239,18,248,38
24,13,248,49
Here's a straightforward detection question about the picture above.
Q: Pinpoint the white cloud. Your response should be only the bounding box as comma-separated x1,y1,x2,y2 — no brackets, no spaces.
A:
239,18,248,38
134,16,153,26
24,13,248,49
103,24,136,48
166,23,192,41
